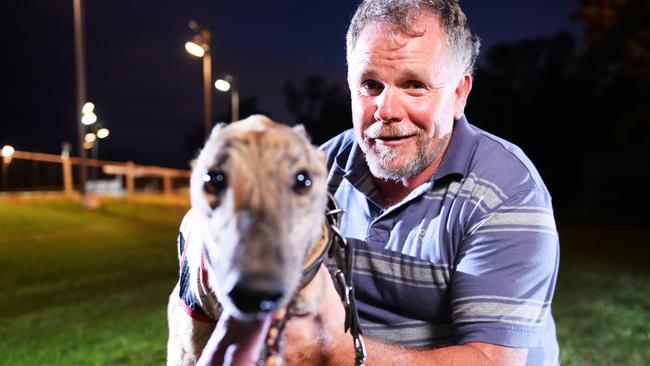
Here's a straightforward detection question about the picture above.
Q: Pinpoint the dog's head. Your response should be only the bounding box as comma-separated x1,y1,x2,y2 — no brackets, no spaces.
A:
190,115,328,320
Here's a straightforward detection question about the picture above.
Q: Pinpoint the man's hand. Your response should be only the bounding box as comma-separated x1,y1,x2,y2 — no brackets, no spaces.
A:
281,267,528,366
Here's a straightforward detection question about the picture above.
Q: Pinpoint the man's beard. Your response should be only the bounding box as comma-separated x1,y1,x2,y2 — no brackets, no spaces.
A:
360,122,448,182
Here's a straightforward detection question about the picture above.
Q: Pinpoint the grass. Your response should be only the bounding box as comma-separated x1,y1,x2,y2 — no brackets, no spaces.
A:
554,225,650,365
0,196,648,365
0,195,189,366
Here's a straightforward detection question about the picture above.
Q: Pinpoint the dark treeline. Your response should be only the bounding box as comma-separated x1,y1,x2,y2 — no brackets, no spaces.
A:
278,0,649,224
469,0,649,224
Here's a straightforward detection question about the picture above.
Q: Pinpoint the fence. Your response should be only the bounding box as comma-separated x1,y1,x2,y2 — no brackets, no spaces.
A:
1,150,191,196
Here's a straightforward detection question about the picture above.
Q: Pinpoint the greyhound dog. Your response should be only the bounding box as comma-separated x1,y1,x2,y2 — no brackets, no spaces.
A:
167,115,331,365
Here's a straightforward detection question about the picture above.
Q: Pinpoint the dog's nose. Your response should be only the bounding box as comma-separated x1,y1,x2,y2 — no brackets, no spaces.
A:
228,282,284,314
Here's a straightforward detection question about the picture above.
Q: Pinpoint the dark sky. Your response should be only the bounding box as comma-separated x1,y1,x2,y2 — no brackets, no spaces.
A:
2,0,581,169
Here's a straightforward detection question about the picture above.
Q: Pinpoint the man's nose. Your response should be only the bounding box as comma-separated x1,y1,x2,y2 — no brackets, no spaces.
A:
374,87,404,123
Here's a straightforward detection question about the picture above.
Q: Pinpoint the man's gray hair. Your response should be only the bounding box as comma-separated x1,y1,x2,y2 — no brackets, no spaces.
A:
346,0,481,75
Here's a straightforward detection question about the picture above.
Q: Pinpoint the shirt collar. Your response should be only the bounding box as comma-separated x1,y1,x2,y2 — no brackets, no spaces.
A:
431,115,480,181
341,144,385,205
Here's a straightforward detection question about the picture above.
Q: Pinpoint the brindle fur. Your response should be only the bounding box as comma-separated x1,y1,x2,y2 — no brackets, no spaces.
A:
167,115,329,365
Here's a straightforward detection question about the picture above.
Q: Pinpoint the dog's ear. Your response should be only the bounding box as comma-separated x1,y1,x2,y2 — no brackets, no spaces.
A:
207,122,227,141
318,150,327,165
292,124,309,139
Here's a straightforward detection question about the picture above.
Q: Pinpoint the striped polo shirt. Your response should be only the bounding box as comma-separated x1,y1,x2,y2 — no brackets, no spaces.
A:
320,116,560,366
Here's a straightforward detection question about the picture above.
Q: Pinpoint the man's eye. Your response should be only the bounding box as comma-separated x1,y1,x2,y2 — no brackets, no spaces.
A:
361,80,383,93
406,80,426,89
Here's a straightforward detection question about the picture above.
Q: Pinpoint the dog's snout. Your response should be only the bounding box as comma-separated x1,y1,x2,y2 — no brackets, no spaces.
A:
228,280,285,314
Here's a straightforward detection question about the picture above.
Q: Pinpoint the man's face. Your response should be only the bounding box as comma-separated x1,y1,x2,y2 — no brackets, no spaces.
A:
347,16,470,181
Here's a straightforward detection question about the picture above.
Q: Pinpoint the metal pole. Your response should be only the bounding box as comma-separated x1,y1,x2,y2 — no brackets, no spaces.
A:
231,88,239,122
91,141,98,180
202,28,213,138
1,160,7,191
73,0,87,197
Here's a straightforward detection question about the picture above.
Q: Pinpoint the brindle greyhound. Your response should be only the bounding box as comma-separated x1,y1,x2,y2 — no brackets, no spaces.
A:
167,115,333,365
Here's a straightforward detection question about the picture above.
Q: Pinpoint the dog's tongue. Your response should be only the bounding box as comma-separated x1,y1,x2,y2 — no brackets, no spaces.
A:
197,309,272,366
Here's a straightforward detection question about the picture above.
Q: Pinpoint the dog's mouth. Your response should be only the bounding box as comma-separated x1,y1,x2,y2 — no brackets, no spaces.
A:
200,309,274,365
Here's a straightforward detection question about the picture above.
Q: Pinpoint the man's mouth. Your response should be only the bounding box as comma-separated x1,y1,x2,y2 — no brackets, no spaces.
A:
372,134,416,146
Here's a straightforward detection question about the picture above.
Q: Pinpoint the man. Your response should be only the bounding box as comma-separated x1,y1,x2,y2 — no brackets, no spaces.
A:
284,0,560,365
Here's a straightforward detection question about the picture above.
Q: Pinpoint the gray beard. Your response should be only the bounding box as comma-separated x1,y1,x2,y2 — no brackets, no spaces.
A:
363,132,450,182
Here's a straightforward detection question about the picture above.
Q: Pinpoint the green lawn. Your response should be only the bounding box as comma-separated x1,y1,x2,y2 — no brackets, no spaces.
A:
0,196,648,365
554,225,650,365
0,196,188,366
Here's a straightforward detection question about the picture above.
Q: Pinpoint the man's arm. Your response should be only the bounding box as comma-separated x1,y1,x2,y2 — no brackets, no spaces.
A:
283,267,528,366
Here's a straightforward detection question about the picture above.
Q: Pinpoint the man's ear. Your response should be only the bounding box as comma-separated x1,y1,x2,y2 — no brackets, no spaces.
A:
453,73,473,120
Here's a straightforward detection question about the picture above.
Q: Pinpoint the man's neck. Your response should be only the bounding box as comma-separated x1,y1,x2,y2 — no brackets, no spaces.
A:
372,143,449,208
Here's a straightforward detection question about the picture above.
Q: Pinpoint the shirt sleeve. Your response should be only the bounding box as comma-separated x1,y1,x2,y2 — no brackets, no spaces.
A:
451,189,559,348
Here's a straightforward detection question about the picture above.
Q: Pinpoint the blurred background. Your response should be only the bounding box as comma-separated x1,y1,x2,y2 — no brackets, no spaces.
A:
1,0,648,365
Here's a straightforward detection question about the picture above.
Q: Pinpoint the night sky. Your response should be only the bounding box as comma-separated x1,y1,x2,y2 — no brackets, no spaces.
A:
2,0,581,169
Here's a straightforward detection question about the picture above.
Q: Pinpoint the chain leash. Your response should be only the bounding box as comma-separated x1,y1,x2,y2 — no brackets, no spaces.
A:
325,193,367,366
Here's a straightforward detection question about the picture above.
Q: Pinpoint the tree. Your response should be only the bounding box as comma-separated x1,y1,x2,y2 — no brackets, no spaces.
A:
572,0,650,152
467,32,584,210
283,76,352,144
569,0,650,221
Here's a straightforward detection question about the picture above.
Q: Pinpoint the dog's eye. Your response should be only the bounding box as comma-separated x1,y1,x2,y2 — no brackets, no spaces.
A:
203,170,227,195
293,170,312,194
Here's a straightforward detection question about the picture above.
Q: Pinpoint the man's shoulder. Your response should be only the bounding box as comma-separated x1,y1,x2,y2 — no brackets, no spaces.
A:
465,122,550,198
318,129,356,171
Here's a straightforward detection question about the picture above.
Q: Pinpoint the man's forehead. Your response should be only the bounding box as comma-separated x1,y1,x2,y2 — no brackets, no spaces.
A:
348,24,447,73
355,15,442,47
350,19,445,57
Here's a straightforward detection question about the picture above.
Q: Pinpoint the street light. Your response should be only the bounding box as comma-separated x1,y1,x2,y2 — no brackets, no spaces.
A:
83,124,109,150
85,133,97,144
82,102,94,114
85,123,109,180
214,79,230,92
185,20,213,137
1,145,15,160
184,42,205,58
81,102,97,125
1,145,14,190
81,102,99,150
81,112,97,125
215,74,239,122
96,127,109,139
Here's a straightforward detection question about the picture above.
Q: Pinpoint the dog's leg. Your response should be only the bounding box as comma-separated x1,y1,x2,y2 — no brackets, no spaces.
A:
167,283,216,366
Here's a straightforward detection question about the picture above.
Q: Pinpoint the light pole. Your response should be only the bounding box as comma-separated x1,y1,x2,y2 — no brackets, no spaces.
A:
81,102,107,180
215,75,239,122
73,0,88,198
91,125,110,179
1,145,14,191
185,21,213,137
